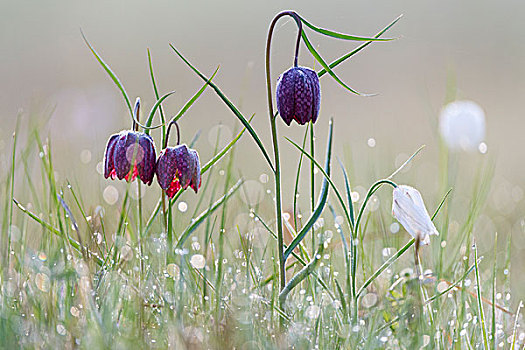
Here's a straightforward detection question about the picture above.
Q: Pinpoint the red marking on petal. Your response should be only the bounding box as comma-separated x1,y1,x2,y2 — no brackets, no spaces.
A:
109,169,117,180
166,177,182,198
124,165,139,182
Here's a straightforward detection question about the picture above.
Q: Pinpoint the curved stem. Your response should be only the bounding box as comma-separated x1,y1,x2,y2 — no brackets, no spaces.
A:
265,10,303,295
164,119,181,148
351,178,397,324
133,97,140,131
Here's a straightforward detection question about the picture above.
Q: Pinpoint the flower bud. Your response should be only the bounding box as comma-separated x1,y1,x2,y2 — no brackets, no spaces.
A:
103,130,156,185
392,185,438,245
155,144,201,198
276,66,320,126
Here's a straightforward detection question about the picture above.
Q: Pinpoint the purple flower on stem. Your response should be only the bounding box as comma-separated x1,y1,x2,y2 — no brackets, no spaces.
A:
156,144,201,199
276,66,320,126
103,130,157,185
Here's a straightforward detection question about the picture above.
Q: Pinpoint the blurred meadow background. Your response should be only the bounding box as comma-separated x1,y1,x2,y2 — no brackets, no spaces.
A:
2,0,525,348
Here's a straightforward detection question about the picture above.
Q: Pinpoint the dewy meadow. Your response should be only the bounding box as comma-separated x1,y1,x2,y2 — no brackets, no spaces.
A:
0,9,523,349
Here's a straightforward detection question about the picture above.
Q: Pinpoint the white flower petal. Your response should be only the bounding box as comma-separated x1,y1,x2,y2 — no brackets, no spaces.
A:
392,185,438,245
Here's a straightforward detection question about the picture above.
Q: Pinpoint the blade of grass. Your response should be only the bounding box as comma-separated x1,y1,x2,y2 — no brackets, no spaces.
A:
301,31,370,96
13,199,103,266
317,15,402,78
81,30,133,119
169,44,274,172
175,179,242,248
298,14,395,41
474,243,489,349
284,119,333,260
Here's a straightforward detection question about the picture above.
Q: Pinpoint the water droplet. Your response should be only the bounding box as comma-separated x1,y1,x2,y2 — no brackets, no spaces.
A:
361,293,378,308
190,254,206,269
367,138,376,147
96,162,104,175
305,305,320,319
178,201,188,213
38,252,47,261
103,185,119,205
166,263,180,279
35,273,50,292
478,142,488,154
389,222,400,234
70,306,80,317
56,324,67,336
259,173,269,184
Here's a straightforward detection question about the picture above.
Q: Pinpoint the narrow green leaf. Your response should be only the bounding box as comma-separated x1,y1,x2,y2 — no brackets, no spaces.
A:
81,30,133,119
147,49,167,143
317,15,402,78
302,31,370,96
169,44,275,172
171,66,220,126
142,91,176,132
284,119,333,260
175,179,242,248
13,199,103,266
474,244,489,350
425,262,476,304
298,14,395,42
338,159,355,227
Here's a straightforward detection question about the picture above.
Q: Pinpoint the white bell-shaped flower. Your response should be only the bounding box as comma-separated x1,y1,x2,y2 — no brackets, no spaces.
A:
439,100,486,152
392,185,439,245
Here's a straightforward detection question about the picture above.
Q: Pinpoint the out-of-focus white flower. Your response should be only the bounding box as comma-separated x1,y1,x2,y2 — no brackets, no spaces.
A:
392,185,439,245
439,100,486,152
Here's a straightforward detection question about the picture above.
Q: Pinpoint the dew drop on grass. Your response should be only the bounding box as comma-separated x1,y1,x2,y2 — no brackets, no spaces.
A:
35,273,50,292
259,173,269,184
305,305,320,319
190,254,206,269
437,281,448,293
166,264,180,279
56,324,67,336
120,245,133,261
96,161,104,175
103,185,119,205
38,252,47,262
178,201,188,213
478,142,487,154
367,138,376,147
70,306,79,317
389,222,400,234
361,293,378,308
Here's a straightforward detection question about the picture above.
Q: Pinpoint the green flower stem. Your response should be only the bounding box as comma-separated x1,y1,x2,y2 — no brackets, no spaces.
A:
352,178,397,323
265,10,303,295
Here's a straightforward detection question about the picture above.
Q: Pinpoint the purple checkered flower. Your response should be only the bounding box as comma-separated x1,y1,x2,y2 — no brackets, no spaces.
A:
276,66,320,126
155,144,201,198
103,130,156,185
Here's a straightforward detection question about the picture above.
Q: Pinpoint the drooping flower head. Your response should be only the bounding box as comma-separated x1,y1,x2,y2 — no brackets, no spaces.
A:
439,100,486,152
392,185,438,245
276,66,320,126
103,130,156,185
156,144,201,198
